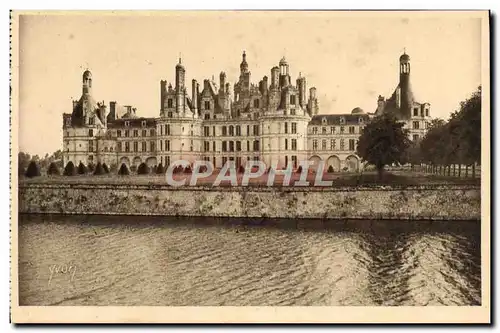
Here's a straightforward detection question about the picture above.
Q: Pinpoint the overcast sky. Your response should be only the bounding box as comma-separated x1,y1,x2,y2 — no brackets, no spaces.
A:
17,11,483,156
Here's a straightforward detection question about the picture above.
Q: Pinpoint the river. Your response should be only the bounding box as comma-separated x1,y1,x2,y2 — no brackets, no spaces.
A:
18,214,481,306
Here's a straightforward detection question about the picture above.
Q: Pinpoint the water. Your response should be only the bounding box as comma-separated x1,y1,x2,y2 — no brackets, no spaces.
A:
18,214,481,306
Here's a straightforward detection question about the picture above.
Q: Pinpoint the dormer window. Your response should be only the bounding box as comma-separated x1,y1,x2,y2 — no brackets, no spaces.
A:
89,117,94,125
204,113,210,120
290,95,296,105
340,117,345,124
167,99,173,108
125,121,130,127
205,101,210,110
359,117,364,124
168,112,173,118
141,120,146,127
322,117,327,125
253,99,260,108
425,109,429,117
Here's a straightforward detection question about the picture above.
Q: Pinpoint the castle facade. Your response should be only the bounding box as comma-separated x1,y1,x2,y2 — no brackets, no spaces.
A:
62,52,432,172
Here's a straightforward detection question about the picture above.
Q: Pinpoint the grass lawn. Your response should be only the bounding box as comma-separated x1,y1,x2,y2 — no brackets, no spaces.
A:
19,170,480,187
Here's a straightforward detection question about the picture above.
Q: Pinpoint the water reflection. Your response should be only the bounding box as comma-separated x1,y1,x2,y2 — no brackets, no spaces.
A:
18,214,481,306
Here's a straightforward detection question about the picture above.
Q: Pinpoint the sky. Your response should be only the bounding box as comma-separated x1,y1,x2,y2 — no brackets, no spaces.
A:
16,11,483,156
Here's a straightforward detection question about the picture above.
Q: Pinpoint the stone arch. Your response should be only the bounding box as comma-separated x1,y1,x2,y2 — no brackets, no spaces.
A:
326,155,341,172
119,156,130,166
146,157,157,168
346,155,360,172
133,156,142,167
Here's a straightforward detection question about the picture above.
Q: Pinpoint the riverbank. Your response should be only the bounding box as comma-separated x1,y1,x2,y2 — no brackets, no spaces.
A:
18,181,481,221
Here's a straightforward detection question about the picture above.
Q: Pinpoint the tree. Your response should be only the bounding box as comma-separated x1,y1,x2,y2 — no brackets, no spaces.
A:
18,152,31,176
184,165,192,174
47,162,60,176
87,163,95,173
238,165,245,173
327,165,334,173
137,162,150,175
77,162,87,175
63,161,76,176
102,163,110,173
25,161,41,178
296,165,303,173
93,162,105,175
118,163,130,175
356,113,411,179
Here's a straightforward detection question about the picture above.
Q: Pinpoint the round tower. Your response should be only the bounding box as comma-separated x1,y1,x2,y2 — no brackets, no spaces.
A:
175,58,186,113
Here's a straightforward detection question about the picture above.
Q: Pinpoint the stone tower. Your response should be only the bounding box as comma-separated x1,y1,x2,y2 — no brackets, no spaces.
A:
399,52,414,119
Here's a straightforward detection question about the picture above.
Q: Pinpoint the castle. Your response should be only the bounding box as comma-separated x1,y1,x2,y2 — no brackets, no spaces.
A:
62,52,432,172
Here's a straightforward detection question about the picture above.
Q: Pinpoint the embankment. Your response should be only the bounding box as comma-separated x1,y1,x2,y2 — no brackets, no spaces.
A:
17,183,481,220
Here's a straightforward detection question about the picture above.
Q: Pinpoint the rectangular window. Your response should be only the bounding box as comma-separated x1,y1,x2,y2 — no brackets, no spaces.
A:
165,156,171,167
413,134,420,141
290,95,296,105
204,141,210,152
291,139,297,150
117,142,122,152
229,126,234,136
236,126,241,136
142,129,147,137
141,142,146,152
253,140,260,151
205,101,210,110
247,125,250,136
340,126,345,134
88,129,93,137
313,127,318,135
168,99,173,108
247,141,250,151
89,117,94,125
165,140,170,151
117,130,121,137
150,141,155,152
330,126,335,134
222,126,227,136
125,142,130,152
322,127,327,134
166,124,170,135
284,123,288,134
160,140,163,151
229,141,234,152
236,141,241,151
322,140,327,150
88,140,94,152
133,130,138,137
290,109,296,115
253,99,259,108
291,123,297,134
204,113,210,120
160,125,163,136
168,112,173,118
213,141,216,152
150,129,155,136
340,139,345,151
425,109,429,117
133,142,138,152
222,156,228,166
414,108,419,116
222,141,227,152
349,139,355,151
330,139,336,150
213,126,216,136
253,125,259,136
285,139,288,150
291,155,297,168
349,126,355,134
125,130,130,137
313,140,318,150
204,126,210,137
413,121,420,129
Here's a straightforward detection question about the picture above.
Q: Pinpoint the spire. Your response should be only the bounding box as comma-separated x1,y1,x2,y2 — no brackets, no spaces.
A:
240,50,248,73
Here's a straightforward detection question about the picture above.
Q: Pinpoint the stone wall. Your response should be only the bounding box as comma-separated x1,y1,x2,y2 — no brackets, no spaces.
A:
18,184,481,220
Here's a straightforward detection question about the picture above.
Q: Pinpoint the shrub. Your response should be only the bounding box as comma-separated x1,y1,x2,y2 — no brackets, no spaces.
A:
238,165,245,174
156,163,164,174
63,161,76,176
118,163,129,175
87,163,95,173
296,166,303,173
93,162,105,175
199,165,208,173
151,165,157,174
77,162,87,175
25,161,41,178
342,166,348,172
102,163,110,173
137,162,150,175
184,166,192,174
173,165,183,174
327,165,334,173
47,162,60,176
130,165,137,173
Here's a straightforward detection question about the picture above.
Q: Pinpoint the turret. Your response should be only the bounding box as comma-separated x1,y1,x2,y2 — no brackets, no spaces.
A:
270,66,280,89
399,51,413,119
160,80,167,112
240,51,249,74
279,57,290,88
219,72,226,92
82,70,92,95
175,58,186,113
